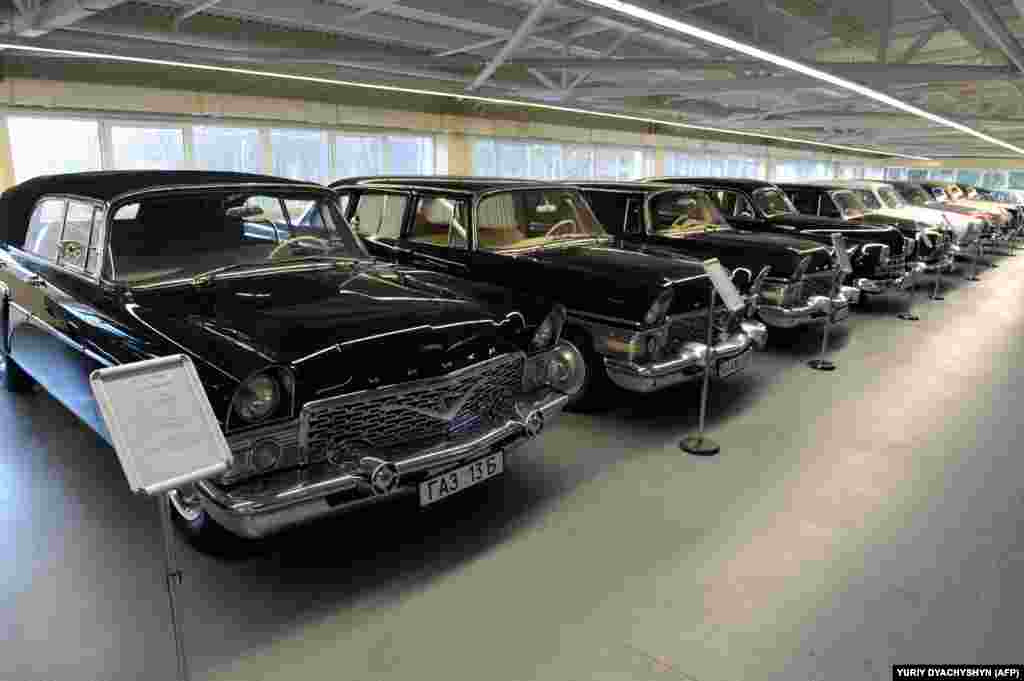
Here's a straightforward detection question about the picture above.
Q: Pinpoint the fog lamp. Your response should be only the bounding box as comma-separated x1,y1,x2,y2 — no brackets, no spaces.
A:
251,440,281,472
544,343,585,395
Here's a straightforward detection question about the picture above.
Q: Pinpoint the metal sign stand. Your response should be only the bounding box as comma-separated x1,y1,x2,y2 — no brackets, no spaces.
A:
809,233,849,371
929,262,946,301
897,275,921,321
808,268,839,371
680,283,720,456
967,242,982,281
159,496,191,681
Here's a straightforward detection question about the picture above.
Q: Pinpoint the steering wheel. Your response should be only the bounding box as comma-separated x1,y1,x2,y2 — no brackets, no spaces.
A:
544,219,578,238
670,214,702,230
269,235,332,259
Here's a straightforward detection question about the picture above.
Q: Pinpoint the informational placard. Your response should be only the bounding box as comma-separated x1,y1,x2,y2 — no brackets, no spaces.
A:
831,233,853,274
90,355,232,496
703,258,746,313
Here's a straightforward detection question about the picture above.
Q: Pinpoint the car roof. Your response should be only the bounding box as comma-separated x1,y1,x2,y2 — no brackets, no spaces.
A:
774,180,861,191
644,177,777,191
574,180,696,193
0,170,315,246
332,176,563,194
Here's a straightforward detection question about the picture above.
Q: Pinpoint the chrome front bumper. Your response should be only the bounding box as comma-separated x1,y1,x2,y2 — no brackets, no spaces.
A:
603,327,760,393
195,389,570,539
855,262,924,293
758,294,850,329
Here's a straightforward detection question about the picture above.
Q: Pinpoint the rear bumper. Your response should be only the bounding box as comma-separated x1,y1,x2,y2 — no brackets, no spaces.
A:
195,389,569,539
758,294,850,329
603,327,760,393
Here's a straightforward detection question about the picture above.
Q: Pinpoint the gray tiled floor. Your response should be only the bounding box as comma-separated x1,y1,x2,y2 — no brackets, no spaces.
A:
2,254,1023,681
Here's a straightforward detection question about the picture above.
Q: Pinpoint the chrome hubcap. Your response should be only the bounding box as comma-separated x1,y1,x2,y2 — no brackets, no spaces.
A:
168,485,203,523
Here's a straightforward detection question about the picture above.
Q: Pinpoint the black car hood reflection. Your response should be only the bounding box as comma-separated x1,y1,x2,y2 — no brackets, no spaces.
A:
127,263,517,394
766,213,907,253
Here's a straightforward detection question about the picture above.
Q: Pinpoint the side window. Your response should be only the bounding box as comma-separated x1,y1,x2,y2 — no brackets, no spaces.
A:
283,199,329,239
409,196,468,248
241,196,289,242
708,190,737,215
24,198,67,260
352,193,408,240
624,198,644,234
734,193,755,217
787,190,817,215
58,200,95,270
87,207,107,276
820,194,842,218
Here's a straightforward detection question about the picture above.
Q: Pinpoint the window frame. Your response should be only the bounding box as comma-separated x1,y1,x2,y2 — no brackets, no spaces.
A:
350,189,413,242
20,194,108,282
407,193,470,250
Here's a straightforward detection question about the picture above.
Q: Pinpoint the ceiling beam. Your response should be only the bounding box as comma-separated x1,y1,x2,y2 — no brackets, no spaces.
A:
879,0,893,63
344,0,402,21
467,0,557,91
957,0,1024,72
563,29,634,98
901,19,947,62
7,0,131,37
172,0,223,30
434,17,582,57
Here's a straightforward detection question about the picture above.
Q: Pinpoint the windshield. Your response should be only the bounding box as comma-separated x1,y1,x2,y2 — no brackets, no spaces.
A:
854,189,882,210
830,190,867,218
109,189,363,285
752,188,797,217
877,186,906,209
649,189,729,236
476,188,607,251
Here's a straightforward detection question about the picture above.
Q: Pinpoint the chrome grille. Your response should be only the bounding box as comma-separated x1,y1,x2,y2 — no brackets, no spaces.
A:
669,305,735,345
877,252,906,279
300,353,525,463
801,272,836,300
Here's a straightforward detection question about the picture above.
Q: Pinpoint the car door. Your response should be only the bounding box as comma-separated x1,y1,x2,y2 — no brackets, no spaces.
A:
348,189,412,261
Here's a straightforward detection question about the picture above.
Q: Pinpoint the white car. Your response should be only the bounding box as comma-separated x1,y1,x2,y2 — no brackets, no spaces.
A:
822,180,979,250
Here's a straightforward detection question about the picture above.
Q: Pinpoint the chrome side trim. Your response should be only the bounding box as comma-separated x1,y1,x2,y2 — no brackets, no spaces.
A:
567,309,644,329
22,313,114,368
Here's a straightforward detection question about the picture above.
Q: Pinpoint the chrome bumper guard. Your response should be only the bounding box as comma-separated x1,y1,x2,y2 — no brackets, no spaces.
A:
196,389,570,539
758,294,850,329
603,327,759,393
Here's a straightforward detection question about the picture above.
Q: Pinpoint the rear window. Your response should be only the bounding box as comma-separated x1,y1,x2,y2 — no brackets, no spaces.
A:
24,198,66,260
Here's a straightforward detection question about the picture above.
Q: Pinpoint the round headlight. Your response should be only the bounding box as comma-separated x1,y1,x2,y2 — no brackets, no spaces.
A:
545,344,585,396
234,374,281,423
531,305,566,350
644,289,675,326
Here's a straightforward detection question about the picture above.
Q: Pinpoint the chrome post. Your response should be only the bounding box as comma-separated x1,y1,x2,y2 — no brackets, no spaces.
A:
680,283,720,456
159,497,191,681
930,256,945,302
809,267,839,370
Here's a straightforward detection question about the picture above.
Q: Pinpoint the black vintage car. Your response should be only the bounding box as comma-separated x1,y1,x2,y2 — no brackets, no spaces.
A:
646,177,917,298
577,181,856,331
330,177,765,410
774,181,953,273
0,171,584,547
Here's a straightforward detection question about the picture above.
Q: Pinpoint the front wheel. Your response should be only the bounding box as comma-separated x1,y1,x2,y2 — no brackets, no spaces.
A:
564,329,613,412
167,484,250,557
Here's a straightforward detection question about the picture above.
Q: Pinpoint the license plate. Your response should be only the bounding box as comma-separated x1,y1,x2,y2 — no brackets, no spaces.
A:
717,349,752,379
419,452,503,507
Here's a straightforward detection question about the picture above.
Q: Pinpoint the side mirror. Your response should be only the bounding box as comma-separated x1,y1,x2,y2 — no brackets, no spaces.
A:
226,205,265,220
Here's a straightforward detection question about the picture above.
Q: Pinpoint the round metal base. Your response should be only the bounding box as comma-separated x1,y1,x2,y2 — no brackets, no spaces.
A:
966,275,981,281
808,359,836,371
679,435,720,456
897,312,920,321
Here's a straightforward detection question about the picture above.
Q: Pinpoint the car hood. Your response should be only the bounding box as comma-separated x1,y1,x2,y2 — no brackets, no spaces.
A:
765,213,907,254
510,239,710,321
884,205,947,228
126,263,520,394
642,228,832,281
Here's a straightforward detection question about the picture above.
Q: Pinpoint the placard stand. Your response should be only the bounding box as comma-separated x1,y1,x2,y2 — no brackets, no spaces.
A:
90,355,233,681
965,241,982,281
929,262,946,301
679,283,720,456
897,276,921,321
809,234,851,370
159,495,191,681
680,259,746,457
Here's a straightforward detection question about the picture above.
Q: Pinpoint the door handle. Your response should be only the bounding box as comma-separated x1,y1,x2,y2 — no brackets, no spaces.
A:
27,275,46,288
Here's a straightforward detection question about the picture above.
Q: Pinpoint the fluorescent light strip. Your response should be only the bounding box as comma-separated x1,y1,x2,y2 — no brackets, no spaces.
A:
582,0,1023,156
0,42,930,160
